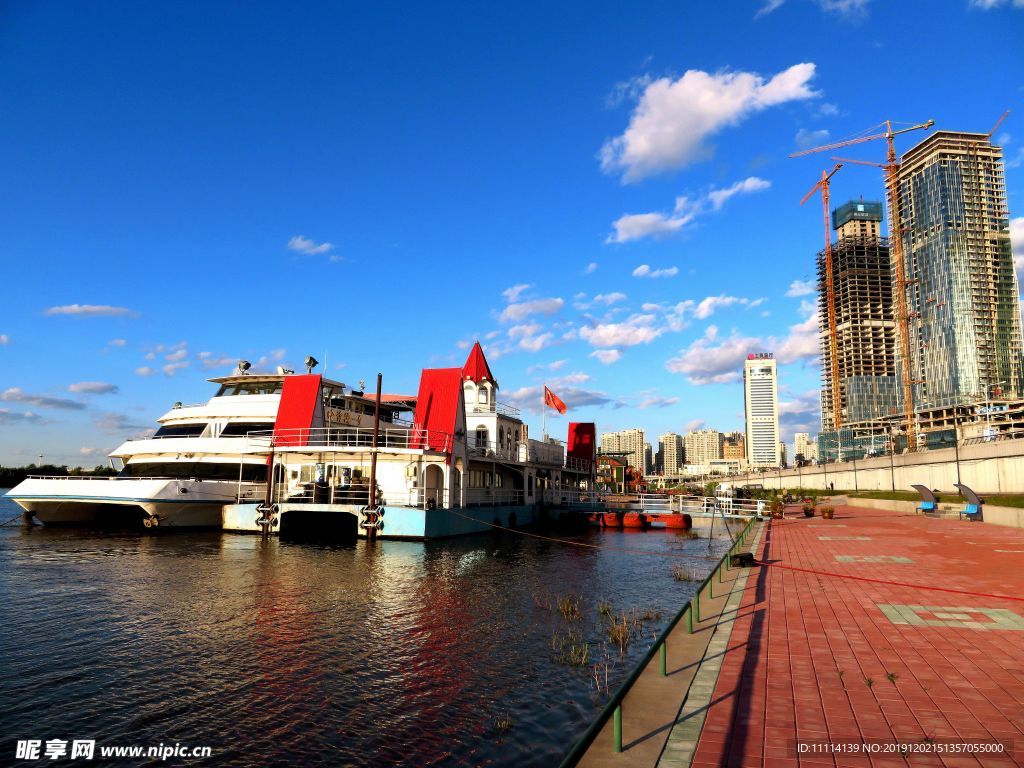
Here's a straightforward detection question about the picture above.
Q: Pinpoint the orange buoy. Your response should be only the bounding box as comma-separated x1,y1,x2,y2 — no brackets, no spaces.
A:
585,512,603,527
663,513,692,530
601,512,624,528
622,512,648,529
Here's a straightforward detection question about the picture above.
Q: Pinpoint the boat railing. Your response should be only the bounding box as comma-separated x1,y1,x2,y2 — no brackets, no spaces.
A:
244,426,454,453
468,400,522,418
22,475,178,482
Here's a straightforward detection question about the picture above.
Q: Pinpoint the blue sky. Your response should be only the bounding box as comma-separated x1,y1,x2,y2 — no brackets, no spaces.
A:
1,0,1023,466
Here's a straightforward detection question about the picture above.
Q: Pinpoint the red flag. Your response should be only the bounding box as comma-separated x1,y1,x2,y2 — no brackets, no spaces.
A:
544,386,567,414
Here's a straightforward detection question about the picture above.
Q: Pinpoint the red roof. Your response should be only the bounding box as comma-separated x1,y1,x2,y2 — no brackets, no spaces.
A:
462,341,496,387
412,368,463,453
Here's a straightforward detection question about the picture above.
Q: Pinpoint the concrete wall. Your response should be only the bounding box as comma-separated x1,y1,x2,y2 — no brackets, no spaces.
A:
720,439,1024,495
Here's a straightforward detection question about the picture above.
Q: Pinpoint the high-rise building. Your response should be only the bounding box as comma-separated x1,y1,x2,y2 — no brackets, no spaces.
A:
644,443,653,475
744,353,780,467
895,131,1024,413
818,200,898,432
658,432,684,475
794,432,814,464
779,441,787,468
722,431,745,461
684,428,721,466
600,428,646,473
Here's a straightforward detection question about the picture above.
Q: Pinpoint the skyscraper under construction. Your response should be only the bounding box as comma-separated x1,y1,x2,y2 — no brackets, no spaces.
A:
818,200,898,434
895,131,1023,423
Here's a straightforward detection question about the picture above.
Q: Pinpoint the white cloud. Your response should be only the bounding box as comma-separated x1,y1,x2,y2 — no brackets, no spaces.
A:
633,265,680,278
755,0,787,17
665,326,756,384
580,314,663,348
502,283,532,302
1,387,86,410
287,235,333,255
1011,217,1024,277
776,311,820,364
684,419,705,431
79,447,100,456
691,295,764,320
44,304,138,318
68,382,119,395
0,408,45,425
503,384,618,414
499,298,564,323
606,74,655,108
0,334,8,345
707,177,771,210
666,304,820,384
584,262,599,274
197,351,237,370
590,349,623,365
760,0,871,15
108,338,126,347
637,395,680,409
694,295,742,319
795,128,830,150
600,63,819,181
786,279,816,297
969,0,1024,8
607,211,694,243
94,412,153,436
135,366,156,377
593,292,628,306
162,362,189,377
165,342,188,362
608,178,770,244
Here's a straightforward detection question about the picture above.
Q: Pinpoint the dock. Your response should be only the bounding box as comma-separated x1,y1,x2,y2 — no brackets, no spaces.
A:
567,504,1024,767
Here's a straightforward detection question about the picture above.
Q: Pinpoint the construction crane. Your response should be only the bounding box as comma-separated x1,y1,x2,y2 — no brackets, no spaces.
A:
791,119,935,451
987,109,1010,139
800,163,844,431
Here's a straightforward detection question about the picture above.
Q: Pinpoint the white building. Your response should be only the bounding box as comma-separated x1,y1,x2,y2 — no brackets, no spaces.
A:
744,354,780,468
658,432,684,475
600,428,646,473
684,428,721,466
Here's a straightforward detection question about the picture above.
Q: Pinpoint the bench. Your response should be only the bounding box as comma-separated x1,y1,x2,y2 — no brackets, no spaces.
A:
911,484,939,515
954,483,984,522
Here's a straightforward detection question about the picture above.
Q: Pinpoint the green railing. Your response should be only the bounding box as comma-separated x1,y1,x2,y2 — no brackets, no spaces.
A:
557,515,759,766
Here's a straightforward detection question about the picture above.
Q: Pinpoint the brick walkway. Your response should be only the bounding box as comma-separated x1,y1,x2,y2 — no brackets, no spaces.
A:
688,506,1024,768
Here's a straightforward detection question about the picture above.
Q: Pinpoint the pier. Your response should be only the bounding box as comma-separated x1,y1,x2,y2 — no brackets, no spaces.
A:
565,503,1024,766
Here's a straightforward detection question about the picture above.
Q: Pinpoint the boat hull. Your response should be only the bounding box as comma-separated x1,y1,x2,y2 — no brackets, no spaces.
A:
223,502,540,539
5,477,244,529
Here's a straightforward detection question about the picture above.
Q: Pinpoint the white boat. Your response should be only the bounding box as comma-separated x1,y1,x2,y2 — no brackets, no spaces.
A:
5,363,407,529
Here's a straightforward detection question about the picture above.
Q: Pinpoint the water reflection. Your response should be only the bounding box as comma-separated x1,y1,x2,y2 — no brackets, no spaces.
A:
0,495,737,766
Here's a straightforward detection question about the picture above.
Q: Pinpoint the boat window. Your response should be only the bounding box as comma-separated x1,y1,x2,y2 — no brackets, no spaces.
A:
219,422,273,437
118,462,267,482
214,380,284,396
154,423,207,438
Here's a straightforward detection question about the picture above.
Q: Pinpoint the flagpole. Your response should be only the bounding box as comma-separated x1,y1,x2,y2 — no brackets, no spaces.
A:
542,385,547,440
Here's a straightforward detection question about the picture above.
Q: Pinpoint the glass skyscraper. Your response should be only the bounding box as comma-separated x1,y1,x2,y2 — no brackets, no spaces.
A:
895,131,1023,410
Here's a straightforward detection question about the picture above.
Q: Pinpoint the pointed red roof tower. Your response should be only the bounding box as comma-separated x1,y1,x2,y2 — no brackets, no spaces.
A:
462,341,497,388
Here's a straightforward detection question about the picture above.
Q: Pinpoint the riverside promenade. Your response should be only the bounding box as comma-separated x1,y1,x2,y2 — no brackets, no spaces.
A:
681,506,1024,768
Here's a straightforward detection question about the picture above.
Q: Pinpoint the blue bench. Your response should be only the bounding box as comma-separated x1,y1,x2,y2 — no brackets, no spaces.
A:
912,485,939,515
955,484,983,522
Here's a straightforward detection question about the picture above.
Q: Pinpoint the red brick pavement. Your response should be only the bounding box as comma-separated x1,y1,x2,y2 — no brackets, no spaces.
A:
689,506,1024,768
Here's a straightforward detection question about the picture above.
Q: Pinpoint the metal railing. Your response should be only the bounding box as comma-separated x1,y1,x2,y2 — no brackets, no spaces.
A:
468,400,521,418
245,427,454,453
557,516,759,765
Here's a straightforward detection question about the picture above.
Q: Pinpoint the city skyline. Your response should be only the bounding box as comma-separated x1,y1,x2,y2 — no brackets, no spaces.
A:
1,1,1023,466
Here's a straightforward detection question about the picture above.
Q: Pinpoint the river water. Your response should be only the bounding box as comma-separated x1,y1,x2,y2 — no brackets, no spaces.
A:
0,493,738,766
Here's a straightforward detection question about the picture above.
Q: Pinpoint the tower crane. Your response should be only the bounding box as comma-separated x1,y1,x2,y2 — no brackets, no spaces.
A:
791,119,935,451
800,163,844,431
